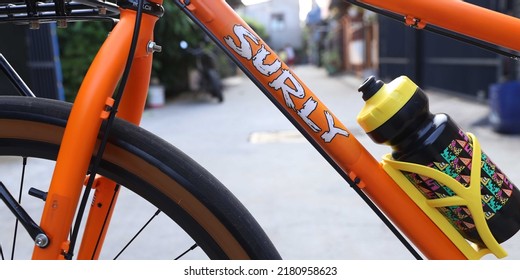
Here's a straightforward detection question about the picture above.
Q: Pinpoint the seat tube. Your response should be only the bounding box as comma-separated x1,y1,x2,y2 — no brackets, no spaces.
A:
32,8,150,259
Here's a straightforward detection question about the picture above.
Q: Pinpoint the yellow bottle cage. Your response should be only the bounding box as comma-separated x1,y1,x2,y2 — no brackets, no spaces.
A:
382,132,507,259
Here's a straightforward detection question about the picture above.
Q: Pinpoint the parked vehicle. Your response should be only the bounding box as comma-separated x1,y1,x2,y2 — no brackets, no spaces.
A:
180,40,224,103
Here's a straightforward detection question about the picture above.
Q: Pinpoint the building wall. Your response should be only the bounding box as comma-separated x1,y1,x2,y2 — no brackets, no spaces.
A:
238,0,302,51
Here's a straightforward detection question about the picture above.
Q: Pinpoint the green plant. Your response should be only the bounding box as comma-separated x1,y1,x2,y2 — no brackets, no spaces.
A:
153,2,204,96
321,49,341,75
57,1,251,101
58,3,204,101
57,21,112,101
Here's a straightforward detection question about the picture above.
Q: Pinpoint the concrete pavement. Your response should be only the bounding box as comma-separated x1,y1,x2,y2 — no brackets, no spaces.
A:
0,64,517,259
138,65,520,260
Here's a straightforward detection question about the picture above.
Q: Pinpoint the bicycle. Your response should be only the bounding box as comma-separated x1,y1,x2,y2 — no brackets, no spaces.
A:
0,0,518,260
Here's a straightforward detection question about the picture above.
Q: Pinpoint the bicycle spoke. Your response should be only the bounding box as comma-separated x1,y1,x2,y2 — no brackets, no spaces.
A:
174,244,198,260
0,97,273,260
10,157,27,260
113,209,161,260
10,222,18,260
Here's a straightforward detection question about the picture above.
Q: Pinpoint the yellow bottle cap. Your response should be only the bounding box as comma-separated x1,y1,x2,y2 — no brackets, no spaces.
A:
357,76,418,132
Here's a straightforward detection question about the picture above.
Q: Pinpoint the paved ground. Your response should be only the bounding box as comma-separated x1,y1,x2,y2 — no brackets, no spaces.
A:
0,65,518,260
137,65,520,260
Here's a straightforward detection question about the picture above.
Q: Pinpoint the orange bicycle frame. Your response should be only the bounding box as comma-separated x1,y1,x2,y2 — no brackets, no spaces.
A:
359,0,520,52
31,0,520,259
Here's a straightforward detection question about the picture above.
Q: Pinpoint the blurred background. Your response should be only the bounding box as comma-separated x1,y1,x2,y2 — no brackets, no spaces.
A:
0,0,520,260
0,0,518,104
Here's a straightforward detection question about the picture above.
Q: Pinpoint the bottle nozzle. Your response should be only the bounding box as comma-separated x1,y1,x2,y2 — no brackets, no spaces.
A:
358,76,384,101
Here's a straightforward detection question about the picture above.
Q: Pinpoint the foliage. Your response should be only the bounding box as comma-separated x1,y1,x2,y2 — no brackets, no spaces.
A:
153,1,205,96
57,0,247,101
321,49,341,75
321,21,343,75
57,21,112,101
57,3,204,100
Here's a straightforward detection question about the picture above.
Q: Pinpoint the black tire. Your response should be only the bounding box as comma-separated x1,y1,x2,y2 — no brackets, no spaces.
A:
0,96,280,260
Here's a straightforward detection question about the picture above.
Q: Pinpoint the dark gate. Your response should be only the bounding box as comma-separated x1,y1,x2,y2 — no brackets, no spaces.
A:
26,24,65,100
378,0,512,97
0,23,64,100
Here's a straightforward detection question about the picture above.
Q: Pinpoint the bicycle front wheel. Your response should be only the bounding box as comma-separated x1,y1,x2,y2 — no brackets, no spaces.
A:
0,96,280,260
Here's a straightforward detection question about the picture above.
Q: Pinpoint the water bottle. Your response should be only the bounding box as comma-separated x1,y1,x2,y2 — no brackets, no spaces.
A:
356,75,520,246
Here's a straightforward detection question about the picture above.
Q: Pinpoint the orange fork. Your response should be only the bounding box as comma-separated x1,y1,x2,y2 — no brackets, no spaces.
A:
32,4,160,259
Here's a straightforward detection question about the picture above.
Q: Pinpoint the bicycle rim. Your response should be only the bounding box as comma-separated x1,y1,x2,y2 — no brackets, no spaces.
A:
0,96,280,260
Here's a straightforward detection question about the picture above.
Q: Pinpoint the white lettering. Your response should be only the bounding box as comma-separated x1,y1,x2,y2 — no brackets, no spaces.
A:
321,111,349,142
224,24,350,143
297,97,321,132
268,70,305,109
224,25,258,60
252,45,282,76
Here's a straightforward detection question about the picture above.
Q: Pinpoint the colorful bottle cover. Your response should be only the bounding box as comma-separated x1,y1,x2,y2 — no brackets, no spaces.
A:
357,76,520,246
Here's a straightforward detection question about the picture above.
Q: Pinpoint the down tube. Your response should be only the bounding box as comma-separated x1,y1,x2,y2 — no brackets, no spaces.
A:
175,0,465,259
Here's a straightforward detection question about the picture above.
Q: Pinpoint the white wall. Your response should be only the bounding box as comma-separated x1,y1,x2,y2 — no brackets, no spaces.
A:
238,0,303,50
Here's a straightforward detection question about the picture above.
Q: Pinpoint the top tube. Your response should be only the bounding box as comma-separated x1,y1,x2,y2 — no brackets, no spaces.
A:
358,0,520,53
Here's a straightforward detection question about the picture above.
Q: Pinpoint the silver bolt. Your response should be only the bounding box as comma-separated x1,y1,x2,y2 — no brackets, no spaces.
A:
147,41,162,54
35,233,49,248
